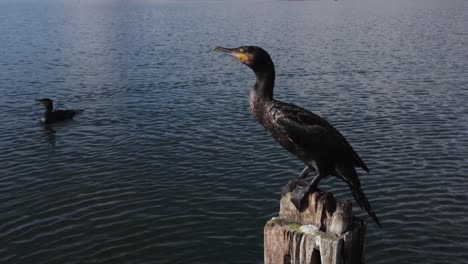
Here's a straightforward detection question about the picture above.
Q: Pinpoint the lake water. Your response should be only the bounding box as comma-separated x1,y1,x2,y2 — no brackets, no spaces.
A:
1,0,468,263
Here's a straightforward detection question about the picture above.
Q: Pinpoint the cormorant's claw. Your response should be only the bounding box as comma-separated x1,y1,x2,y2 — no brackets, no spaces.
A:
290,184,320,211
281,177,309,196
290,185,311,211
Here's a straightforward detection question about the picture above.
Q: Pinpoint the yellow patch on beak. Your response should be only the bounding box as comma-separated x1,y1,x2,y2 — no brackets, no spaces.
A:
237,54,249,63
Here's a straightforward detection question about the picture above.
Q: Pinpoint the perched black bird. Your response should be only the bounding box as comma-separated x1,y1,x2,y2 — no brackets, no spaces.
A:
36,98,79,124
213,46,380,226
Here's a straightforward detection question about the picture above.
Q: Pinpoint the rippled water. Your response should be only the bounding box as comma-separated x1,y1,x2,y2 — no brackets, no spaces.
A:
1,0,468,263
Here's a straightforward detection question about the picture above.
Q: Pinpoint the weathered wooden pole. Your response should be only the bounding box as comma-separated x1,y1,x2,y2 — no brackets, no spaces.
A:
264,191,367,264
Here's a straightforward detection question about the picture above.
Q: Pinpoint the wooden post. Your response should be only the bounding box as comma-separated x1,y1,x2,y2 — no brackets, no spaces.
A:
264,191,367,264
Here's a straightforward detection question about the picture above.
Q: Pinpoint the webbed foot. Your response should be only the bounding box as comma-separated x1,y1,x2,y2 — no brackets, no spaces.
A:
290,184,311,210
281,177,309,196
291,184,321,211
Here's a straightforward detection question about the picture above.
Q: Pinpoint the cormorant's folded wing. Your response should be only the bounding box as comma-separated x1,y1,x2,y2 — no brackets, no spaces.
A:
271,101,369,172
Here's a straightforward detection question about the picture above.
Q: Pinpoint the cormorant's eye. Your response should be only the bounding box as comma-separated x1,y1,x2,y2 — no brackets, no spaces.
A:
239,48,245,54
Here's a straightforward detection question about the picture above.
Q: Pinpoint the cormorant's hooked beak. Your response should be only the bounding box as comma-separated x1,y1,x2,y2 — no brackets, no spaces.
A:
212,46,249,63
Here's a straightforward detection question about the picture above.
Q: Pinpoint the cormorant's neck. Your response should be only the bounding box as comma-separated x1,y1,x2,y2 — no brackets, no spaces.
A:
45,104,53,112
251,62,275,101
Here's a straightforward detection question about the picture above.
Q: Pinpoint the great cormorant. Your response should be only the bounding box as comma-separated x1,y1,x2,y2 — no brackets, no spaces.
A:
36,98,79,124
213,46,380,226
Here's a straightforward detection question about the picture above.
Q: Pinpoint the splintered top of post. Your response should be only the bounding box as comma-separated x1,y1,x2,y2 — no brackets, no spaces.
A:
279,191,354,236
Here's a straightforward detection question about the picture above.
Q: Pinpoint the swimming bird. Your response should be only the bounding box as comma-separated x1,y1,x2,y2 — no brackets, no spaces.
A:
36,98,79,124
213,46,380,226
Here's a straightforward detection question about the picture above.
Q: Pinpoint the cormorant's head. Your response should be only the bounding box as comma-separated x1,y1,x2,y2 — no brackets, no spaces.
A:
212,46,273,70
36,98,53,108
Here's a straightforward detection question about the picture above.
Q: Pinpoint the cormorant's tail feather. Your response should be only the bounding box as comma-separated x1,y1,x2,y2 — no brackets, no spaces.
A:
349,185,364,209
351,184,381,227
336,164,381,227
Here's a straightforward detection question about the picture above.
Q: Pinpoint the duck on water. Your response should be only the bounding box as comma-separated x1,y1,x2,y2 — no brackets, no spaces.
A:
36,98,81,124
213,46,380,226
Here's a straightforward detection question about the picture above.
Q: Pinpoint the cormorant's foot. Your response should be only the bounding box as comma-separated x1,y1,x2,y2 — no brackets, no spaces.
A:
290,185,312,211
281,177,309,196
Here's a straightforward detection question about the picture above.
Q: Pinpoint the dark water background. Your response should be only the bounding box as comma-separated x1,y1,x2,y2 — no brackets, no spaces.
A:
1,0,468,263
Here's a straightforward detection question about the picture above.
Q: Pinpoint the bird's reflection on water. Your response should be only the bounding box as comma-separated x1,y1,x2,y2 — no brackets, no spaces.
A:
42,124,56,148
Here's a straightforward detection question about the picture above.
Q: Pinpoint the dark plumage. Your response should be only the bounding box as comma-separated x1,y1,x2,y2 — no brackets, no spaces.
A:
36,98,78,124
213,46,380,226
